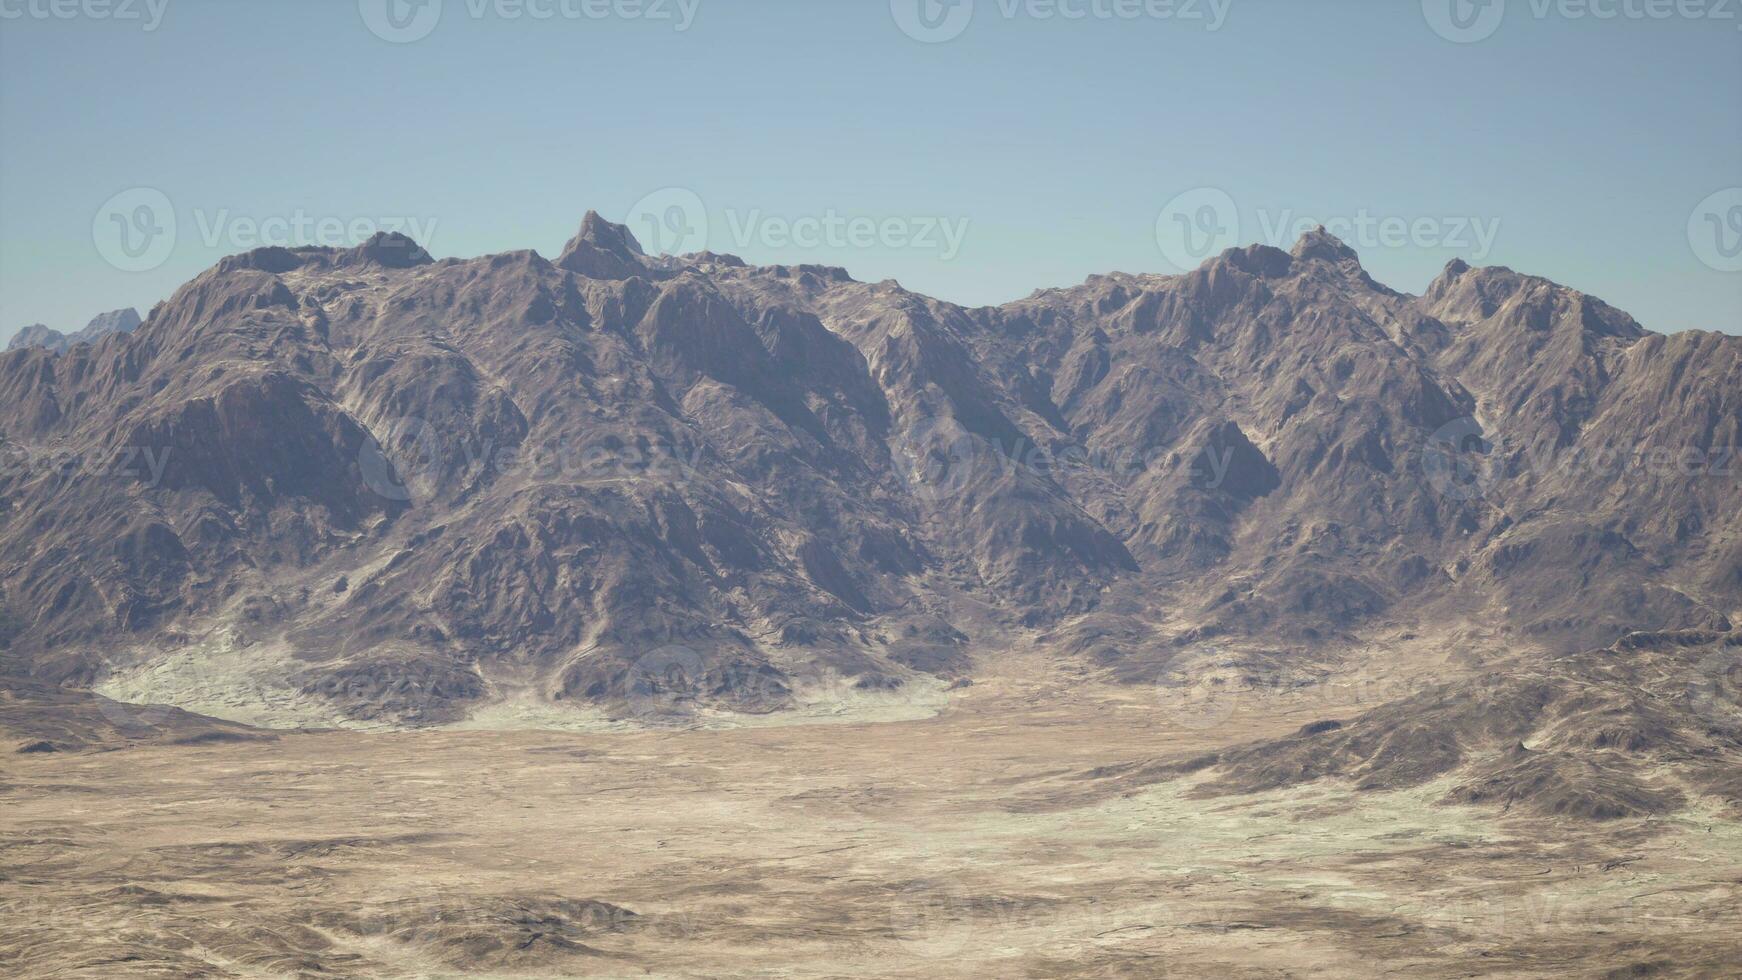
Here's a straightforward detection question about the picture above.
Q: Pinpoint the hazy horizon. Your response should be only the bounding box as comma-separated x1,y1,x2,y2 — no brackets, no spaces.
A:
2,0,1738,343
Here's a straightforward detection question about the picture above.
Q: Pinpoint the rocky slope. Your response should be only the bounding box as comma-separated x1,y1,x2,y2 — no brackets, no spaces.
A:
1074,629,1742,821
0,217,1735,727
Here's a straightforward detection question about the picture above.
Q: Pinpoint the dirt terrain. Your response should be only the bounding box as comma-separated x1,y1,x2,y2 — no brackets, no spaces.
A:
6,643,1739,979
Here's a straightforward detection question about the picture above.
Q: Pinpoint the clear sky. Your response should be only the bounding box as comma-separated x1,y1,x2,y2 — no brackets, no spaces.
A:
1,0,1738,342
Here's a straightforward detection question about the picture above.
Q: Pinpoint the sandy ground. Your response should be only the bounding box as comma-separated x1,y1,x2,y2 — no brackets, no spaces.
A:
6,648,1742,978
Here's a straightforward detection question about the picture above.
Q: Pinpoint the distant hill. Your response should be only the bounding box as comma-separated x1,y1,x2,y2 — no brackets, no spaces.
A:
6,307,142,354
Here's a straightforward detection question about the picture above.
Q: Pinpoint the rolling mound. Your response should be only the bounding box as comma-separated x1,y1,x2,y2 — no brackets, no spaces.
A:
1079,631,1742,820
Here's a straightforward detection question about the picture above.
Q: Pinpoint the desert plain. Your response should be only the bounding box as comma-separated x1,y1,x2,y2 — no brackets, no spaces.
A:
5,637,1740,980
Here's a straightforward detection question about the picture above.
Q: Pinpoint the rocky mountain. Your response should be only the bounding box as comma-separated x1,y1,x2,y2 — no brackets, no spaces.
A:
5,307,141,354
5,326,61,353
0,217,1735,728
80,306,144,342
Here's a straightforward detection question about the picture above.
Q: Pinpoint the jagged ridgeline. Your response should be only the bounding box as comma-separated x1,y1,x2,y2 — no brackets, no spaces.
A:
0,215,1737,726
6,307,142,355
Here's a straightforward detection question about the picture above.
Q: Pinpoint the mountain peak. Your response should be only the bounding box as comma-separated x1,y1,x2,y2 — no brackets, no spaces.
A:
1290,226,1360,265
338,232,434,270
557,211,648,280
578,210,645,257
6,324,63,353
84,307,142,336
1423,257,1481,308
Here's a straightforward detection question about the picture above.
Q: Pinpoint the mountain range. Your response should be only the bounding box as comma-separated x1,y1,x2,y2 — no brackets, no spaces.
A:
0,215,1736,735
6,307,142,355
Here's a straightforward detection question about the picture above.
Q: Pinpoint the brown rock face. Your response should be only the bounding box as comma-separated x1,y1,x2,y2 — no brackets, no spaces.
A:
0,216,1735,725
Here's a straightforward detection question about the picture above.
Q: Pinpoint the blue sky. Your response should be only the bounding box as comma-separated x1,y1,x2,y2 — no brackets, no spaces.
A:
2,0,1738,341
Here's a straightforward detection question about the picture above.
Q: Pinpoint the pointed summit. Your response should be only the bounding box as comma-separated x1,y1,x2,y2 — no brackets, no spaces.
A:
338,231,433,270
1290,225,1360,265
557,211,647,280
1423,257,1478,309
580,210,645,256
